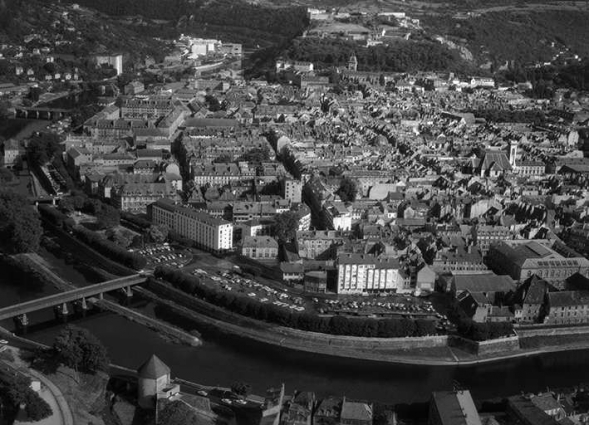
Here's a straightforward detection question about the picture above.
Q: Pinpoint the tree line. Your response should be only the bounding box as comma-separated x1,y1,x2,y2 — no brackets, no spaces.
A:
154,266,438,338
285,38,464,72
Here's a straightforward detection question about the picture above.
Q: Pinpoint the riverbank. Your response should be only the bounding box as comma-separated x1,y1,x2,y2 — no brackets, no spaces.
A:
35,222,589,367
144,277,589,366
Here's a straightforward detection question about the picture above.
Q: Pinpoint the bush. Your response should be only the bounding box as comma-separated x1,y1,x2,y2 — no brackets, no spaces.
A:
456,318,514,341
72,225,147,270
154,266,439,338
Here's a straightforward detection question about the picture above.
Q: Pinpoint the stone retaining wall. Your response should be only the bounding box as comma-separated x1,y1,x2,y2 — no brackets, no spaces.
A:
450,335,520,355
516,325,589,338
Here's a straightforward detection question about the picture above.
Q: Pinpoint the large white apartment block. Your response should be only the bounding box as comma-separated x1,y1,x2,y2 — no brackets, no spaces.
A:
336,253,407,294
148,198,233,253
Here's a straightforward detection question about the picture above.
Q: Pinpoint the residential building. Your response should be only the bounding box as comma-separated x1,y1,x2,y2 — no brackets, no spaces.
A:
148,198,233,253
314,397,342,425
336,253,407,294
280,263,305,283
2,139,23,168
112,182,175,213
241,236,279,260
545,291,589,325
340,398,373,425
507,395,561,425
428,390,482,425
513,276,548,323
296,230,346,260
472,225,512,257
281,392,315,425
283,178,303,203
432,246,487,273
324,201,352,231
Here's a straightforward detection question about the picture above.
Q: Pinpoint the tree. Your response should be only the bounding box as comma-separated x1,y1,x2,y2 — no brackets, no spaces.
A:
27,133,61,166
272,211,298,243
0,190,42,254
0,100,11,120
52,325,110,374
231,382,252,397
95,203,120,229
148,224,169,243
107,228,134,248
59,197,75,214
0,373,52,421
213,154,233,163
239,147,271,163
336,177,358,202
158,400,200,425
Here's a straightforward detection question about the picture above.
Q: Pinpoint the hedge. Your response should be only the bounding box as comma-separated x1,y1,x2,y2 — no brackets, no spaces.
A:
72,225,147,270
38,204,75,229
121,212,151,230
154,266,438,338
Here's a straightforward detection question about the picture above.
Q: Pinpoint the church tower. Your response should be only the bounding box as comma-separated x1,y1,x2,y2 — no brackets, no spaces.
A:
509,140,518,169
348,54,358,72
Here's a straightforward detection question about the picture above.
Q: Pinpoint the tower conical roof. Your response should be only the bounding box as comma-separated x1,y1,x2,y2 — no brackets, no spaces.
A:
137,354,170,379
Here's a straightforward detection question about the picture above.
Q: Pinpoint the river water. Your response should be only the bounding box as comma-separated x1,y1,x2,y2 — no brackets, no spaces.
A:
2,248,589,405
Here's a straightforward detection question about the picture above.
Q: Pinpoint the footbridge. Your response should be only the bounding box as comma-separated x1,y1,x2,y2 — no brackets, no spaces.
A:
0,274,148,324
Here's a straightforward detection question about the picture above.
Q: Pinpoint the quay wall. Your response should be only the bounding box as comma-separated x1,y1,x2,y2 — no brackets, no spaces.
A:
449,335,521,355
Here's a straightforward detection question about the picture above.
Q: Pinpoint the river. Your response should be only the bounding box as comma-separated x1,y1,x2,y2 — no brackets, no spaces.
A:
2,248,589,405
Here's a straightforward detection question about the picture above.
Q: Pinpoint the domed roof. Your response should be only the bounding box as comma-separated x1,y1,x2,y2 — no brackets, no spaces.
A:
137,355,170,379
165,163,180,175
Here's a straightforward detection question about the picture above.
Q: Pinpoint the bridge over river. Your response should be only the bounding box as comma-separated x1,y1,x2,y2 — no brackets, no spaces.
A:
0,274,147,325
14,106,70,120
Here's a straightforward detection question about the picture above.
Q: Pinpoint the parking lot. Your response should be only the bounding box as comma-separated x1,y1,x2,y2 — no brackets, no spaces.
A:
135,243,192,269
192,269,307,313
316,296,438,318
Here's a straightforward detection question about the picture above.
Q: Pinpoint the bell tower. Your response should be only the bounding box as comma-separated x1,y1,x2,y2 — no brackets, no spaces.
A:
348,54,358,72
509,140,518,169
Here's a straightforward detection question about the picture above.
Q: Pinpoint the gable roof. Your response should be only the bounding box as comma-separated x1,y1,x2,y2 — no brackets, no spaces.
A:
341,401,372,422
479,150,511,173
453,273,516,294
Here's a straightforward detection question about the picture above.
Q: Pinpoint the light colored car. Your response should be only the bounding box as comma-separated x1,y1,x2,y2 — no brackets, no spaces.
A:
197,390,208,396
221,398,233,405
0,339,8,345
